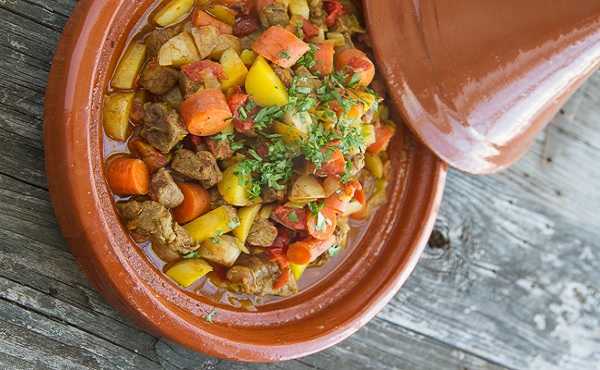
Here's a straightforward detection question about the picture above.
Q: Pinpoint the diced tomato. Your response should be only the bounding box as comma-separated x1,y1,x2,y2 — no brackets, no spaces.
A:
233,118,255,135
266,247,289,269
302,19,320,40
233,15,260,37
273,205,307,231
206,137,234,160
273,268,290,289
325,180,363,214
271,227,291,248
324,0,345,27
227,91,248,116
182,60,226,82
367,124,396,154
256,141,269,158
315,144,346,177
306,206,337,240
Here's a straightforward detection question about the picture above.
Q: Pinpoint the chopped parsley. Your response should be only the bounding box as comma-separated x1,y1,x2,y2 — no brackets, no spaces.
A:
279,50,291,60
295,43,317,69
287,210,299,223
348,72,362,88
328,244,342,256
203,309,217,323
308,201,324,215
182,251,199,259
228,217,241,229
254,106,284,130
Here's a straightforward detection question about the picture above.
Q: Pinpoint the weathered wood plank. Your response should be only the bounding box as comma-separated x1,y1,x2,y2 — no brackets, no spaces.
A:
379,79,600,370
0,1,598,369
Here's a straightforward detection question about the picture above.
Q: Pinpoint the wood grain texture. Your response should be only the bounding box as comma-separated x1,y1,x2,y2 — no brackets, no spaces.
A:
0,1,598,369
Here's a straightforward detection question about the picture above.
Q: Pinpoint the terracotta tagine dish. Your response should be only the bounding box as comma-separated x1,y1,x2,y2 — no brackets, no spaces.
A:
43,0,600,362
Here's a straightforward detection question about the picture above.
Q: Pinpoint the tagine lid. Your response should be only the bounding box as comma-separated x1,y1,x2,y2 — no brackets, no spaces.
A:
364,0,600,174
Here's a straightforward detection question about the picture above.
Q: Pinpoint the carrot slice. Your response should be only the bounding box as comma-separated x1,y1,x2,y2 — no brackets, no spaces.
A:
335,48,375,86
192,9,233,34
287,236,336,264
252,26,310,68
172,183,211,224
324,180,362,214
106,157,149,196
313,42,335,75
180,88,233,136
128,137,169,173
306,206,337,240
367,125,396,154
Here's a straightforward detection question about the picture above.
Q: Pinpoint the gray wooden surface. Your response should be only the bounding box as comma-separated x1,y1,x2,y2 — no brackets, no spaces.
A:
0,1,598,369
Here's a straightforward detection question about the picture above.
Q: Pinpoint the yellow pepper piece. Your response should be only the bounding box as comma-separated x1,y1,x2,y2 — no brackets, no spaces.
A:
233,204,262,245
183,206,239,243
365,153,384,179
166,259,213,287
290,263,308,281
245,56,288,106
220,48,249,91
218,164,257,206
154,0,195,27
240,49,257,66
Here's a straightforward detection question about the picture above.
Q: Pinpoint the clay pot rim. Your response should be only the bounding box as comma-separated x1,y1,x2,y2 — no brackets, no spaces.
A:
43,0,447,362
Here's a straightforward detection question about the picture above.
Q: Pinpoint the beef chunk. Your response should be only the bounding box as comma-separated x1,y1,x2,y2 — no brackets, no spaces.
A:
239,31,261,50
145,25,183,56
246,219,278,247
259,2,290,28
160,87,183,109
226,255,297,296
117,200,195,262
141,103,188,154
140,62,179,95
179,71,203,98
272,65,293,87
308,0,326,28
171,149,222,188
150,168,184,208
262,186,287,203
206,137,234,160
209,188,226,209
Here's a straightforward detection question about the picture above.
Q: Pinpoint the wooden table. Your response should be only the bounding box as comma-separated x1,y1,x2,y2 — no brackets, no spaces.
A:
0,1,598,369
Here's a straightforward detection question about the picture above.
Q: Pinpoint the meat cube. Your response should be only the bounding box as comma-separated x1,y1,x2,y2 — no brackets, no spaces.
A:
206,137,234,160
145,25,184,56
262,186,287,203
171,149,223,188
179,71,203,98
140,62,179,95
141,103,188,154
116,200,196,262
272,65,294,87
259,2,290,28
150,168,184,208
159,87,183,109
247,219,278,247
226,255,298,296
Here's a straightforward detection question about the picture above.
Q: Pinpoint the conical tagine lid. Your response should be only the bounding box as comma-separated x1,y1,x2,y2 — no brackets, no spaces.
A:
364,0,600,173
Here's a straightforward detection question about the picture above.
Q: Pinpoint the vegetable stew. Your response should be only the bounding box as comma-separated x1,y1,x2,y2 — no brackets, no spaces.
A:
103,0,395,303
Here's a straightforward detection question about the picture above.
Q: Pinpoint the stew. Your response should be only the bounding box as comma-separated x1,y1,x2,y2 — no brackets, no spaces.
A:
103,0,395,301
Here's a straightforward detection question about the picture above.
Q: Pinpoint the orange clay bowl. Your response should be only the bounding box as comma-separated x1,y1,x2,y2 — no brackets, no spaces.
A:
44,0,446,362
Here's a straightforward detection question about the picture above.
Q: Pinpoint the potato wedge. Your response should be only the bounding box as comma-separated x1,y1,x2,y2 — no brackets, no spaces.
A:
289,0,310,19
210,34,241,60
220,48,248,91
233,204,261,245
154,0,195,27
103,92,134,141
190,25,220,59
199,235,242,267
166,258,213,287
183,205,239,243
111,43,147,90
158,31,200,66
273,122,305,145
206,4,236,26
289,175,326,202
245,56,288,106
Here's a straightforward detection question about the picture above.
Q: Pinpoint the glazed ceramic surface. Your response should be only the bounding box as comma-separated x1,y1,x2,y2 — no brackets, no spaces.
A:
365,0,600,173
44,0,446,361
